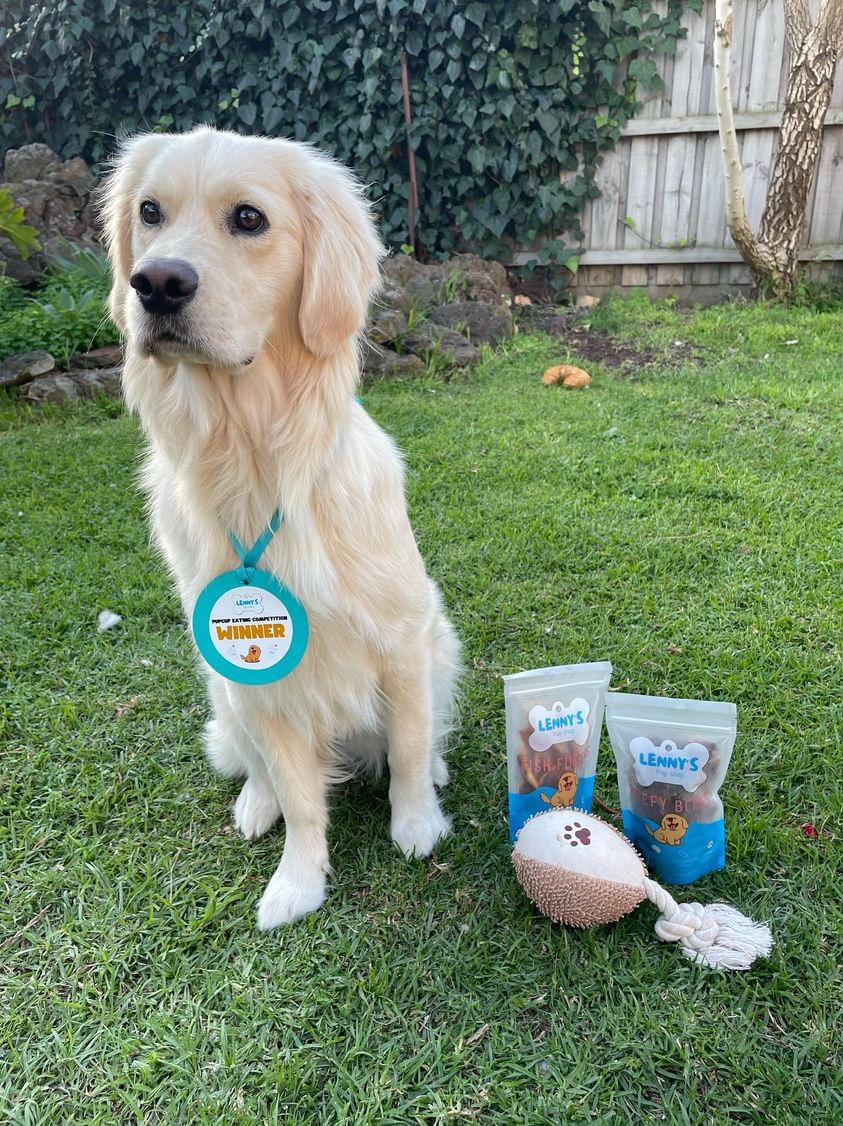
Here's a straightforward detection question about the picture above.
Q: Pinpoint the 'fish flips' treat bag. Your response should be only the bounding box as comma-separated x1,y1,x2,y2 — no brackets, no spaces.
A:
606,692,737,885
504,662,612,841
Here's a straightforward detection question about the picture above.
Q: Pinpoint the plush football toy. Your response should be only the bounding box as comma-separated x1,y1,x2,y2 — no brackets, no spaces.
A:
512,810,773,970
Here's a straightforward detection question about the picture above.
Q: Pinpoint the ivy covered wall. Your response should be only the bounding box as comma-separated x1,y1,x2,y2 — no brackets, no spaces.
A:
1,1,695,263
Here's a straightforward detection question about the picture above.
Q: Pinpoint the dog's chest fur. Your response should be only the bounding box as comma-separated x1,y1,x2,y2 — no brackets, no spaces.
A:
131,355,426,744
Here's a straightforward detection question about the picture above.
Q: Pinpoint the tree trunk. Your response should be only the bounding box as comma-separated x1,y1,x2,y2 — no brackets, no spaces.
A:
713,0,843,299
713,0,773,279
755,26,841,295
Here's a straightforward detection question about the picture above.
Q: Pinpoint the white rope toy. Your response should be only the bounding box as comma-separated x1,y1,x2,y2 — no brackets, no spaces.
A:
512,809,773,971
642,877,773,969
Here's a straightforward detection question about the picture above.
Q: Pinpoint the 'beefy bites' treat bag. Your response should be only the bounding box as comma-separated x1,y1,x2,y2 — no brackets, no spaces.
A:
504,662,612,842
606,692,737,885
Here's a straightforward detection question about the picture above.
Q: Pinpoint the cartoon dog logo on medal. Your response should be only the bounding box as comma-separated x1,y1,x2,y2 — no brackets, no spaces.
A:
646,813,689,845
241,644,262,664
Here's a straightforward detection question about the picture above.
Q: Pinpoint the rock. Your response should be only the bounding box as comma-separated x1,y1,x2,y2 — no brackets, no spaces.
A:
367,306,409,345
576,294,601,308
0,349,55,389
64,366,122,398
542,364,591,389
445,253,510,305
402,321,479,366
381,257,451,313
3,143,62,182
26,373,80,402
381,253,510,316
50,156,96,192
1,145,99,283
24,365,122,402
362,346,425,382
72,370,111,397
69,345,123,369
428,301,514,346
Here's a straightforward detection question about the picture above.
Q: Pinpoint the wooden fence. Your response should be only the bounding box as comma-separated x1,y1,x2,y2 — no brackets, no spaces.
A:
530,0,843,299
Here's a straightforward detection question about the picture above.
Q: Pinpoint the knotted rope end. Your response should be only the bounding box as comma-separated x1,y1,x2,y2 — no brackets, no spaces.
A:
642,876,773,971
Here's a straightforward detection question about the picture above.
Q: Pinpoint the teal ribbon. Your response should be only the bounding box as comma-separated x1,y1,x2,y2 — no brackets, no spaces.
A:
227,509,282,584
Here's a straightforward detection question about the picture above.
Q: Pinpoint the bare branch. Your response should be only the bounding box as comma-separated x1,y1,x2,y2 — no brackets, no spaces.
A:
784,0,812,50
817,0,843,55
713,0,766,270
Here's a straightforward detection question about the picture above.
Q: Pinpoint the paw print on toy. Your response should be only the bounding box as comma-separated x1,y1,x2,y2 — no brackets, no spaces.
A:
558,820,592,847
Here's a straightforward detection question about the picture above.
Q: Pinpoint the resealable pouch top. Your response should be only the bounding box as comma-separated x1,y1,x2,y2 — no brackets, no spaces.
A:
504,661,612,842
606,691,737,885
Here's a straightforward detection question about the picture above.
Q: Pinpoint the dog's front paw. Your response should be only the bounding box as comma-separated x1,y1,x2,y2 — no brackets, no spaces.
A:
256,867,327,930
233,775,281,840
391,798,451,858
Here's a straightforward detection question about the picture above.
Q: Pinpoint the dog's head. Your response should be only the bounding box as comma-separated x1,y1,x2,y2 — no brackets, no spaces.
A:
663,814,688,834
100,127,384,368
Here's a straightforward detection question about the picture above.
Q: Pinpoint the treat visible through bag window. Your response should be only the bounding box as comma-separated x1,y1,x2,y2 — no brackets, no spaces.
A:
606,692,737,885
504,662,612,841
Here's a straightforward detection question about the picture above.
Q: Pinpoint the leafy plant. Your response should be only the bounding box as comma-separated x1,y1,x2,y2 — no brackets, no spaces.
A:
45,242,112,286
0,0,698,263
442,269,464,304
0,187,40,259
0,265,117,364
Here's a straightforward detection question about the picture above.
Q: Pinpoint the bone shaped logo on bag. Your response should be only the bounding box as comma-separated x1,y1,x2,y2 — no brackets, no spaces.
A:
528,699,590,752
629,737,709,791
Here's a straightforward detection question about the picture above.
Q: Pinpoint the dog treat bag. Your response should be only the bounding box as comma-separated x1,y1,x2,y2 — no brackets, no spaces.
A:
606,692,737,885
504,661,612,842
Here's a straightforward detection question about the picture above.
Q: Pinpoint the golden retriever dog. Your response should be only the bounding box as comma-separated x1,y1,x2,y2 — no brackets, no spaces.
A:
101,127,460,929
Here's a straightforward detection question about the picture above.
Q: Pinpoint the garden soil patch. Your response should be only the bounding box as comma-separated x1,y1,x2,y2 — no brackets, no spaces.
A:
516,305,659,370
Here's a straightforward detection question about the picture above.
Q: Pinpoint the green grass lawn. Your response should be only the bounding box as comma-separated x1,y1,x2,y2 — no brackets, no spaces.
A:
1,296,840,1122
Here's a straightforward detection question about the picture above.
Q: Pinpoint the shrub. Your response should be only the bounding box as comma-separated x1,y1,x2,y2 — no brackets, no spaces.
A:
0,251,117,365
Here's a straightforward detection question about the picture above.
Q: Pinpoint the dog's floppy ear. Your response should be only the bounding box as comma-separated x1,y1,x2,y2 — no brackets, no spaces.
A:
297,158,384,357
99,133,170,332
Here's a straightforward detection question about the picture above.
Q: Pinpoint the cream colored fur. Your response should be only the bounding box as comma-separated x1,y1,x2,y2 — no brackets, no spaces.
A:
101,127,460,929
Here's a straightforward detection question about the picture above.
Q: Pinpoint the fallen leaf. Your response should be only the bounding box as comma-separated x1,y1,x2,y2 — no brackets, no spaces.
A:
802,822,819,838
466,1024,490,1046
666,643,683,654
114,696,141,719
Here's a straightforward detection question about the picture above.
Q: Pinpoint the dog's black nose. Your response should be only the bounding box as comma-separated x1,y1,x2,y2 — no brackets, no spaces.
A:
130,258,198,315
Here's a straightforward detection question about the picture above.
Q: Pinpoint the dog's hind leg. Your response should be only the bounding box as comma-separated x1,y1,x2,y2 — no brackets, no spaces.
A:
383,635,451,858
203,678,250,779
429,584,461,789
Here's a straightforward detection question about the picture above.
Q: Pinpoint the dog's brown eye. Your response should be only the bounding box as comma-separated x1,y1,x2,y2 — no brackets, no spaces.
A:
140,200,161,225
233,204,266,234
